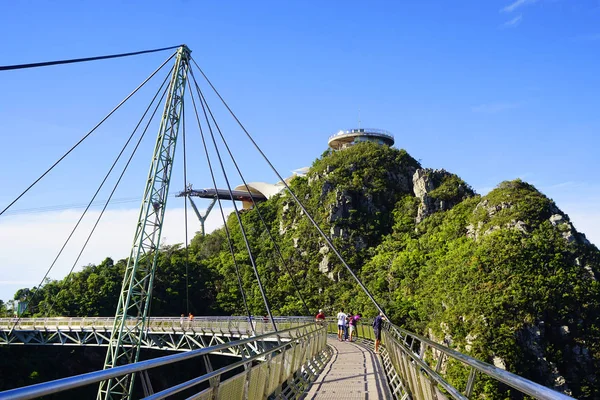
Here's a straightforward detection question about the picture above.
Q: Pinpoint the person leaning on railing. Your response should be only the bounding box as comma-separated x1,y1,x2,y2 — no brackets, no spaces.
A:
315,309,326,323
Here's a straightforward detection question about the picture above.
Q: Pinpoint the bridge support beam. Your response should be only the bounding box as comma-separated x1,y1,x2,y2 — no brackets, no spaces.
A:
188,194,216,236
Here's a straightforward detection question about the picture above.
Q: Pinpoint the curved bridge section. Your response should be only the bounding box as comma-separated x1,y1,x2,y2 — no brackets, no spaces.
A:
0,318,576,399
0,322,330,400
0,317,307,358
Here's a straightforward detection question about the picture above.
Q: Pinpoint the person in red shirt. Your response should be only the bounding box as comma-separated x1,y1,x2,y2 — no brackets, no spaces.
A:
315,309,326,322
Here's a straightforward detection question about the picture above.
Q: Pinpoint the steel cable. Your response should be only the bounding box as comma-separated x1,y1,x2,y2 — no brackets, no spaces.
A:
0,51,177,217
0,45,182,71
182,105,190,315
11,64,174,326
191,58,389,319
190,71,311,316
186,80,255,335
1,197,142,216
191,74,277,332
43,76,173,318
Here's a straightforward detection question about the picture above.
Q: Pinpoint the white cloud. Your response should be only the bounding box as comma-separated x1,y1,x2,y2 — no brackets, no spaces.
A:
471,102,521,113
502,14,523,28
0,206,233,302
502,0,539,13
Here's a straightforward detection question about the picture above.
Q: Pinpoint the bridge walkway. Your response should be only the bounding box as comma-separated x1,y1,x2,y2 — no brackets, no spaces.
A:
306,336,391,399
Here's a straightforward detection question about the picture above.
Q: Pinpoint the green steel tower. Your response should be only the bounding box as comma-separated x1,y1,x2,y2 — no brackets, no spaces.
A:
98,45,190,399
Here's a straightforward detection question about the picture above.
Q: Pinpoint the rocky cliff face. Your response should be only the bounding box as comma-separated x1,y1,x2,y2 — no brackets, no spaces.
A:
412,168,475,223
226,143,600,397
278,143,421,280
358,178,600,397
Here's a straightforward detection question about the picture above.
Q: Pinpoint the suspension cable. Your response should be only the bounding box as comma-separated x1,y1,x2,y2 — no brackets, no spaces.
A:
190,72,310,316
186,80,255,335
192,76,277,331
13,65,174,324
192,74,278,332
191,58,389,320
0,51,177,217
0,45,182,71
45,78,173,318
2,197,142,216
182,105,190,316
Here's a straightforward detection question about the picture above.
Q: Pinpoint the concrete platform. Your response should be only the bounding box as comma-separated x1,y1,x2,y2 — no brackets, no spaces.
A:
306,336,392,399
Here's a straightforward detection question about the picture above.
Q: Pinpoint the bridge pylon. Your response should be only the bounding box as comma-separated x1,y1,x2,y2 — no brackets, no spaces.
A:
97,45,191,400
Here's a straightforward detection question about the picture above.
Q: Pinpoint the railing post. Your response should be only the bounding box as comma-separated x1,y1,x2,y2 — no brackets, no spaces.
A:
435,350,445,372
241,355,252,400
203,353,221,399
261,349,274,398
465,367,477,397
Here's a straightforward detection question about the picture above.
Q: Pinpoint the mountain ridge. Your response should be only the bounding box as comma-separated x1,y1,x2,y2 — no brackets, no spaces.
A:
9,142,599,397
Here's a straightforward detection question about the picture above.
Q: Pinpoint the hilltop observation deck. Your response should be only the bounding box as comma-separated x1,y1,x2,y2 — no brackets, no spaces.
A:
328,128,394,150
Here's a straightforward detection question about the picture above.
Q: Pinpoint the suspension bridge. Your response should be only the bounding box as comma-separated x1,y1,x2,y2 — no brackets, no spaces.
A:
0,45,574,399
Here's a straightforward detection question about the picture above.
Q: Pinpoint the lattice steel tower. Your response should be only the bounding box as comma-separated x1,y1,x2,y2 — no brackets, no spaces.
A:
98,45,190,399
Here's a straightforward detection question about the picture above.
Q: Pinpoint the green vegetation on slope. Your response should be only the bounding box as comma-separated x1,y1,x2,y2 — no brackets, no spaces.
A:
6,143,600,397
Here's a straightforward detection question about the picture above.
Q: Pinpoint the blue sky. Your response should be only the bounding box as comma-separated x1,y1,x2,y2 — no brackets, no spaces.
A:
0,0,599,301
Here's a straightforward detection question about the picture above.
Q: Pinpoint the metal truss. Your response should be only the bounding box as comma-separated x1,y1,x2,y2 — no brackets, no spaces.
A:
0,317,299,358
98,45,191,400
0,322,330,400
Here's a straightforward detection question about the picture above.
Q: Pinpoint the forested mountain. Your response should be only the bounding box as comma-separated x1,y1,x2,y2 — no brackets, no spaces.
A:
7,142,600,397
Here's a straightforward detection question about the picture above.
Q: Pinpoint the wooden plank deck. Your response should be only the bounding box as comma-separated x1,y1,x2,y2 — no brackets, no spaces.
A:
306,337,392,399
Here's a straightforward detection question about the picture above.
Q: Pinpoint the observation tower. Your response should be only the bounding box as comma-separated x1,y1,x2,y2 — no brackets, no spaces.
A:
328,128,394,150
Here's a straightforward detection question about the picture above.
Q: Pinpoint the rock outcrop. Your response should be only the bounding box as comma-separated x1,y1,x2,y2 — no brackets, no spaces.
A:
412,168,475,223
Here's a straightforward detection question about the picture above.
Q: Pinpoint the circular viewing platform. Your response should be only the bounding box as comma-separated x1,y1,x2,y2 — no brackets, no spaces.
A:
328,128,394,150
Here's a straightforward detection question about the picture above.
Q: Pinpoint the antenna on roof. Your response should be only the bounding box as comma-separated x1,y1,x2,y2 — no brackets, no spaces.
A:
358,108,361,129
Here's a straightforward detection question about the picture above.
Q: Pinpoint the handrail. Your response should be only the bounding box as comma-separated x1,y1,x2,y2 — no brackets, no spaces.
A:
1,316,575,399
0,316,312,330
0,322,326,400
384,328,466,399
145,323,322,399
320,317,571,399
382,322,573,400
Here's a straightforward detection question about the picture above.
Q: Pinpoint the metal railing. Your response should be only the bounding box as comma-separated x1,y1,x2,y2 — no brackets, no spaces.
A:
322,318,571,399
0,316,314,357
381,322,573,400
328,128,394,142
0,316,310,334
0,316,576,399
0,321,329,400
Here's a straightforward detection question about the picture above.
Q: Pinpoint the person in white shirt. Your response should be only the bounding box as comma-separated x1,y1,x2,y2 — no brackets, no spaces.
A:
336,308,347,341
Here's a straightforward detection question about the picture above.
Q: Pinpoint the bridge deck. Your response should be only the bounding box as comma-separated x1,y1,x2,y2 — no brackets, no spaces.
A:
307,337,391,399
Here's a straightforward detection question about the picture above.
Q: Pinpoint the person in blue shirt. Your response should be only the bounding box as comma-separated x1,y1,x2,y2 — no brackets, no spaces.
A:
373,312,386,354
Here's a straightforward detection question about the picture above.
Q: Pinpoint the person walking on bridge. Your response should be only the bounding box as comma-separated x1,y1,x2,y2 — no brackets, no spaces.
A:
336,308,347,341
